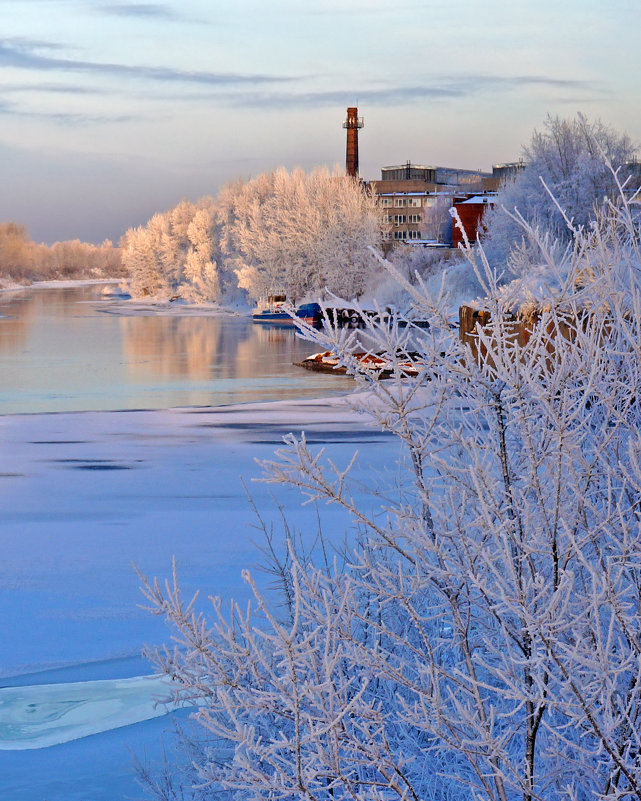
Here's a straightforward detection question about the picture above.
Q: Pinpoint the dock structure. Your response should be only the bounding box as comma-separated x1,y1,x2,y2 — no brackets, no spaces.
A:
325,305,364,324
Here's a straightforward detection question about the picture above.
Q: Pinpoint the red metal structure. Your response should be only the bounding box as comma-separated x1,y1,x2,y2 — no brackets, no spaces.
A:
342,107,364,178
452,195,495,247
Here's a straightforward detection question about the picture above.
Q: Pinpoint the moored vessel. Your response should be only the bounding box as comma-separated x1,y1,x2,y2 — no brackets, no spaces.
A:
252,295,322,325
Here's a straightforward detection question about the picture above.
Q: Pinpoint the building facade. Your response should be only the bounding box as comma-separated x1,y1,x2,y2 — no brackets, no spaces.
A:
372,162,496,247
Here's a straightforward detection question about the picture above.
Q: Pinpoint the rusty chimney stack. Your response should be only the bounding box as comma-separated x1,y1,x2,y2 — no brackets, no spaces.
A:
342,107,364,178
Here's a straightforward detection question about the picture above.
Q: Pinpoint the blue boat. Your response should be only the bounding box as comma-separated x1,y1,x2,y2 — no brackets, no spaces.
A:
252,295,321,325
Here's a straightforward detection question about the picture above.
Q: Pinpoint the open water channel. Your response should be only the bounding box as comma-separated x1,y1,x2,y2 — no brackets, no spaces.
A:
0,282,354,414
0,283,394,800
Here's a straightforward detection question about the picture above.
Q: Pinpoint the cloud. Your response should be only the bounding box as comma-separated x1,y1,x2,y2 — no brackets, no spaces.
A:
233,85,462,109
0,96,136,125
189,74,602,110
0,37,297,87
2,82,105,95
97,3,188,20
41,110,138,124
458,74,599,93
1,36,68,52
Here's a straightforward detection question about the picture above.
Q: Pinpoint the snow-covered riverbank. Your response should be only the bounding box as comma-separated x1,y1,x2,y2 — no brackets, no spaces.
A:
1,277,251,316
0,278,123,293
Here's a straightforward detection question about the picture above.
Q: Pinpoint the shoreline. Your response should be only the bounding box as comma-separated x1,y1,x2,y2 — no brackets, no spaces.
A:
0,277,122,293
1,277,253,317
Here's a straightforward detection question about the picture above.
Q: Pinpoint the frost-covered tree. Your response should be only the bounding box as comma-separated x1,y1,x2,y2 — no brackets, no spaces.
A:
482,114,636,271
122,223,171,297
180,206,221,303
142,161,641,801
0,222,35,280
221,167,383,302
122,199,219,298
121,169,384,303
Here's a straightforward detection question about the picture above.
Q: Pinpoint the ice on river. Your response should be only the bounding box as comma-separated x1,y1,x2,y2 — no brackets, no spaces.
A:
0,674,176,750
0,391,401,799
0,393,391,679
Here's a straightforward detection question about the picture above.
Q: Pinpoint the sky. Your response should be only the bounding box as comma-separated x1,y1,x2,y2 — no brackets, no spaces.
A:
0,0,639,245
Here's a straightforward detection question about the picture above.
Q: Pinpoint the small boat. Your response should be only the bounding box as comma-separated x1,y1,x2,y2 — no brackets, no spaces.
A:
295,350,422,379
252,295,322,325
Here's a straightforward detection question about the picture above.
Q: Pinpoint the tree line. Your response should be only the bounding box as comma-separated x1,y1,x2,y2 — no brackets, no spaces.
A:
121,115,637,311
0,222,124,284
121,167,384,304
3,114,637,310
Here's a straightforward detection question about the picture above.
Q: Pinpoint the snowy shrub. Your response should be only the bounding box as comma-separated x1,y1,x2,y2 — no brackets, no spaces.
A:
0,221,122,283
142,166,641,800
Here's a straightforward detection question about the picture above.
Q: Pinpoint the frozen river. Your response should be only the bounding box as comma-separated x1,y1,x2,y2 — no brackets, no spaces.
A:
0,284,398,800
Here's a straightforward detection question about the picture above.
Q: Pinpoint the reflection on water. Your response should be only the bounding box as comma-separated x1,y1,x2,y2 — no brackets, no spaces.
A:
120,316,227,380
0,290,41,354
0,285,352,414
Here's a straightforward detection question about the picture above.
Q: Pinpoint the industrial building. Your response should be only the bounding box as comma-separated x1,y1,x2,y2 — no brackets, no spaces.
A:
371,162,499,247
340,107,519,248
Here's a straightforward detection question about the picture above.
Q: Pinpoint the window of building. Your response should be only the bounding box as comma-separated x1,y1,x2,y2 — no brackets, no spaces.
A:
394,215,406,225
381,231,392,240
409,214,421,223
380,198,393,207
394,198,407,207
407,230,421,240
407,197,422,207
393,230,406,240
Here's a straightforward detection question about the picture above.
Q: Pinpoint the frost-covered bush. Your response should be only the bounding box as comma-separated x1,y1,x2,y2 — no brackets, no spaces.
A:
0,221,122,284
142,168,641,800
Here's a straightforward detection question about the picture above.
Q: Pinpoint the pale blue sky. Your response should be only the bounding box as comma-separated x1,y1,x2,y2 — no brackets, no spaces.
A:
0,0,639,243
